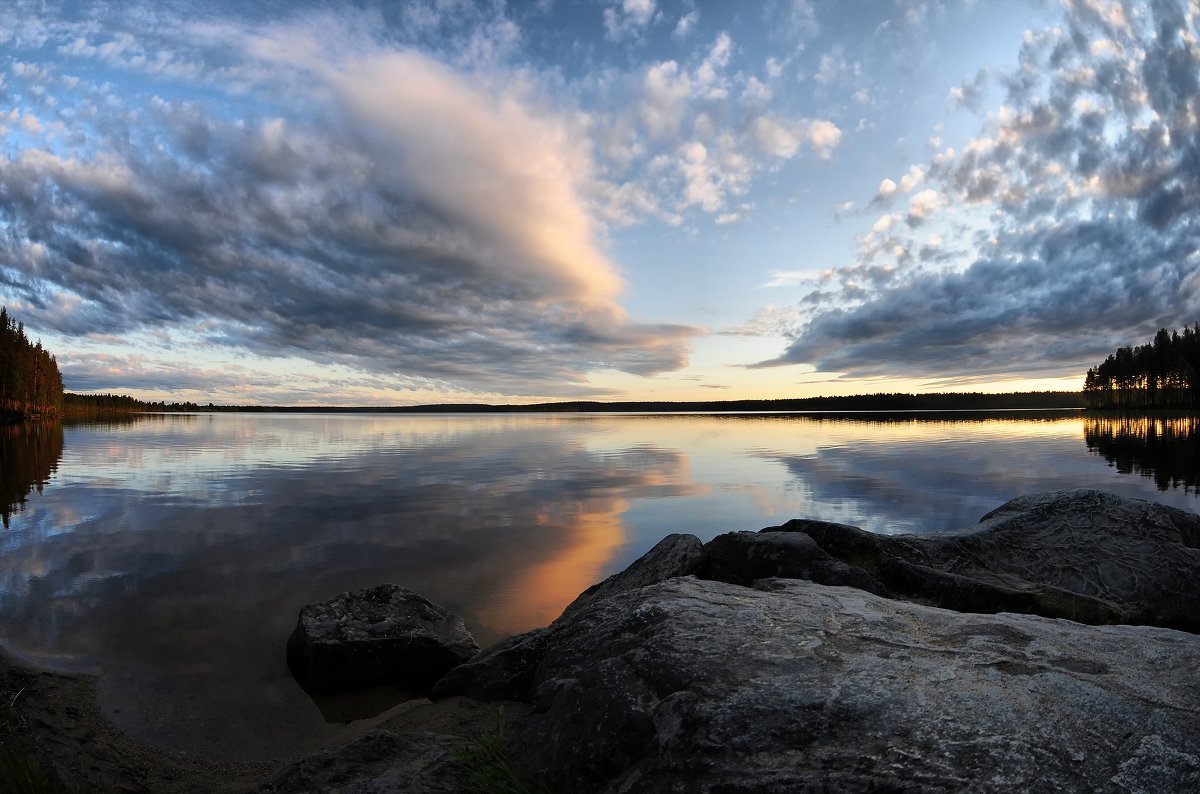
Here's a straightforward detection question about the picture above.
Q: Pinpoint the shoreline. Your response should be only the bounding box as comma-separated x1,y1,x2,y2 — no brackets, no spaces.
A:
0,650,278,792
0,650,528,793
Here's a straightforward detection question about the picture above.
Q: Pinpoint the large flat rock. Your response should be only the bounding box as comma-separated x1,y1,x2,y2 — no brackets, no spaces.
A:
509,575,1200,793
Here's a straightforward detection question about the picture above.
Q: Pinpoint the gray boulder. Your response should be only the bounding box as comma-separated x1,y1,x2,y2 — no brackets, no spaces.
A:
287,584,479,694
430,627,550,702
768,489,1200,631
700,530,887,595
509,575,1200,793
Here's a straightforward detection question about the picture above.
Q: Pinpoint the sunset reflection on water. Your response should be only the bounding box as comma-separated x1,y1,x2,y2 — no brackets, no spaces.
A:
0,411,1197,761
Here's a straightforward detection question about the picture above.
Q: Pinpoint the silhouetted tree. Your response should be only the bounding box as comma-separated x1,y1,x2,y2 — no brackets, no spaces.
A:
1085,324,1200,409
0,307,65,421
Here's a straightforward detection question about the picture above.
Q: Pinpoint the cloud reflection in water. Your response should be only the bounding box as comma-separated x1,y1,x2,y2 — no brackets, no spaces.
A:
0,412,1197,762
0,414,702,760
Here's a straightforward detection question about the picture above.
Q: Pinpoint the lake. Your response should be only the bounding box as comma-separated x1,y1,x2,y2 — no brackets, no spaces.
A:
1,411,1197,761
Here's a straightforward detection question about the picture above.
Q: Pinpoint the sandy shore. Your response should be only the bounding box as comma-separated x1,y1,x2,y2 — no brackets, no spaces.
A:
0,651,529,792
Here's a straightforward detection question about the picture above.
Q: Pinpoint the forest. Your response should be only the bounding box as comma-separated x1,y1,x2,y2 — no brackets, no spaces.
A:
1083,325,1200,410
0,307,64,421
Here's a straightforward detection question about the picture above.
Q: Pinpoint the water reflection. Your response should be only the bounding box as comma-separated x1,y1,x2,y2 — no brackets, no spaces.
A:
1084,415,1200,493
0,414,703,760
0,412,1196,763
0,421,64,528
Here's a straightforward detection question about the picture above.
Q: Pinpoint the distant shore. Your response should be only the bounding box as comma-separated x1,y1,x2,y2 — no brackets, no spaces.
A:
57,390,1087,416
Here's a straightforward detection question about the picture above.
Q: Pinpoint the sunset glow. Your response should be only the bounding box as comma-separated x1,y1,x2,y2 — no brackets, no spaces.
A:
1,1,1196,404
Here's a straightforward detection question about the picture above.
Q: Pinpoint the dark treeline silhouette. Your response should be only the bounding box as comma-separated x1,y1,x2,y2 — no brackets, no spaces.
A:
1084,415,1200,494
0,420,64,528
0,307,64,421
64,392,158,416
146,392,1083,413
1084,325,1200,409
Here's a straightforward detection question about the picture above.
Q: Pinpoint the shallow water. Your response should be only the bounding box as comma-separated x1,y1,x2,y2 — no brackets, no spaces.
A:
0,411,1195,760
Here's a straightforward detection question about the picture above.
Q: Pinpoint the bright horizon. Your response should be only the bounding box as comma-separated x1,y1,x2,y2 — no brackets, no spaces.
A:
1,1,1196,406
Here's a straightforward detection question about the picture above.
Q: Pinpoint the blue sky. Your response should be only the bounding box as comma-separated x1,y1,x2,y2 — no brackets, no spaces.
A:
1,0,1197,404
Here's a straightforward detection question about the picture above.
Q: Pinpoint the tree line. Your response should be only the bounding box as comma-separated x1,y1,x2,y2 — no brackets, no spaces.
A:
1083,325,1200,409
0,307,64,421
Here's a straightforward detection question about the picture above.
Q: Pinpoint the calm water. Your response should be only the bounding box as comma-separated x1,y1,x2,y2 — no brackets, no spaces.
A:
1,411,1197,760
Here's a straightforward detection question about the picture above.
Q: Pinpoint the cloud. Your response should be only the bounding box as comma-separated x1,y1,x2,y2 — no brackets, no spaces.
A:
639,60,693,138
873,178,897,204
752,115,841,159
814,47,861,87
948,67,989,111
604,0,659,42
673,10,699,38
758,0,1200,380
623,32,841,219
0,20,700,396
906,189,941,226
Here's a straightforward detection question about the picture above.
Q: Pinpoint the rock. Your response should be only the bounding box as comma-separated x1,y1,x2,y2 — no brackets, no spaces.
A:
558,533,705,622
287,584,479,694
700,530,887,595
768,489,1200,631
431,628,550,702
258,730,469,793
508,575,1200,793
433,533,704,702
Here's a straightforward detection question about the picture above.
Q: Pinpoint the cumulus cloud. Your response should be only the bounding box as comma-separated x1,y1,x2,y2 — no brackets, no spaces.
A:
905,189,941,226
948,67,989,111
604,0,659,42
630,32,840,218
758,0,1200,380
873,178,898,204
674,10,699,38
752,115,841,159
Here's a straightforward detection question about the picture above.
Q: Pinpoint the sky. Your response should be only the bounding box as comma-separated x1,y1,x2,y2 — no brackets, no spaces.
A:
1,0,1197,405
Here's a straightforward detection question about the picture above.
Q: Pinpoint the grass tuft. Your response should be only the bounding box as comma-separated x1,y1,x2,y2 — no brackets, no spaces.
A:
456,706,538,794
0,746,71,794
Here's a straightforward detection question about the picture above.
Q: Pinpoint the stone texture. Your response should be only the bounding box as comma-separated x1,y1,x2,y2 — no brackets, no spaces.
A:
700,530,887,595
258,730,468,793
509,575,1200,793
768,489,1200,631
430,628,549,702
287,584,479,694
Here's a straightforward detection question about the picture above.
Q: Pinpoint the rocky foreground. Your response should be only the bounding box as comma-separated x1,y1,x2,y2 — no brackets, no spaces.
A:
265,489,1200,793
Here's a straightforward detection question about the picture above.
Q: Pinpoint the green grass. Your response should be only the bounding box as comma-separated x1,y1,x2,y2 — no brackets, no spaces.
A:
0,746,71,794
456,707,538,794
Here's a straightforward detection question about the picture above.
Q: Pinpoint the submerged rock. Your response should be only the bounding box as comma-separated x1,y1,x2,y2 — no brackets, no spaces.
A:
509,575,1200,793
770,488,1200,631
287,584,479,694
